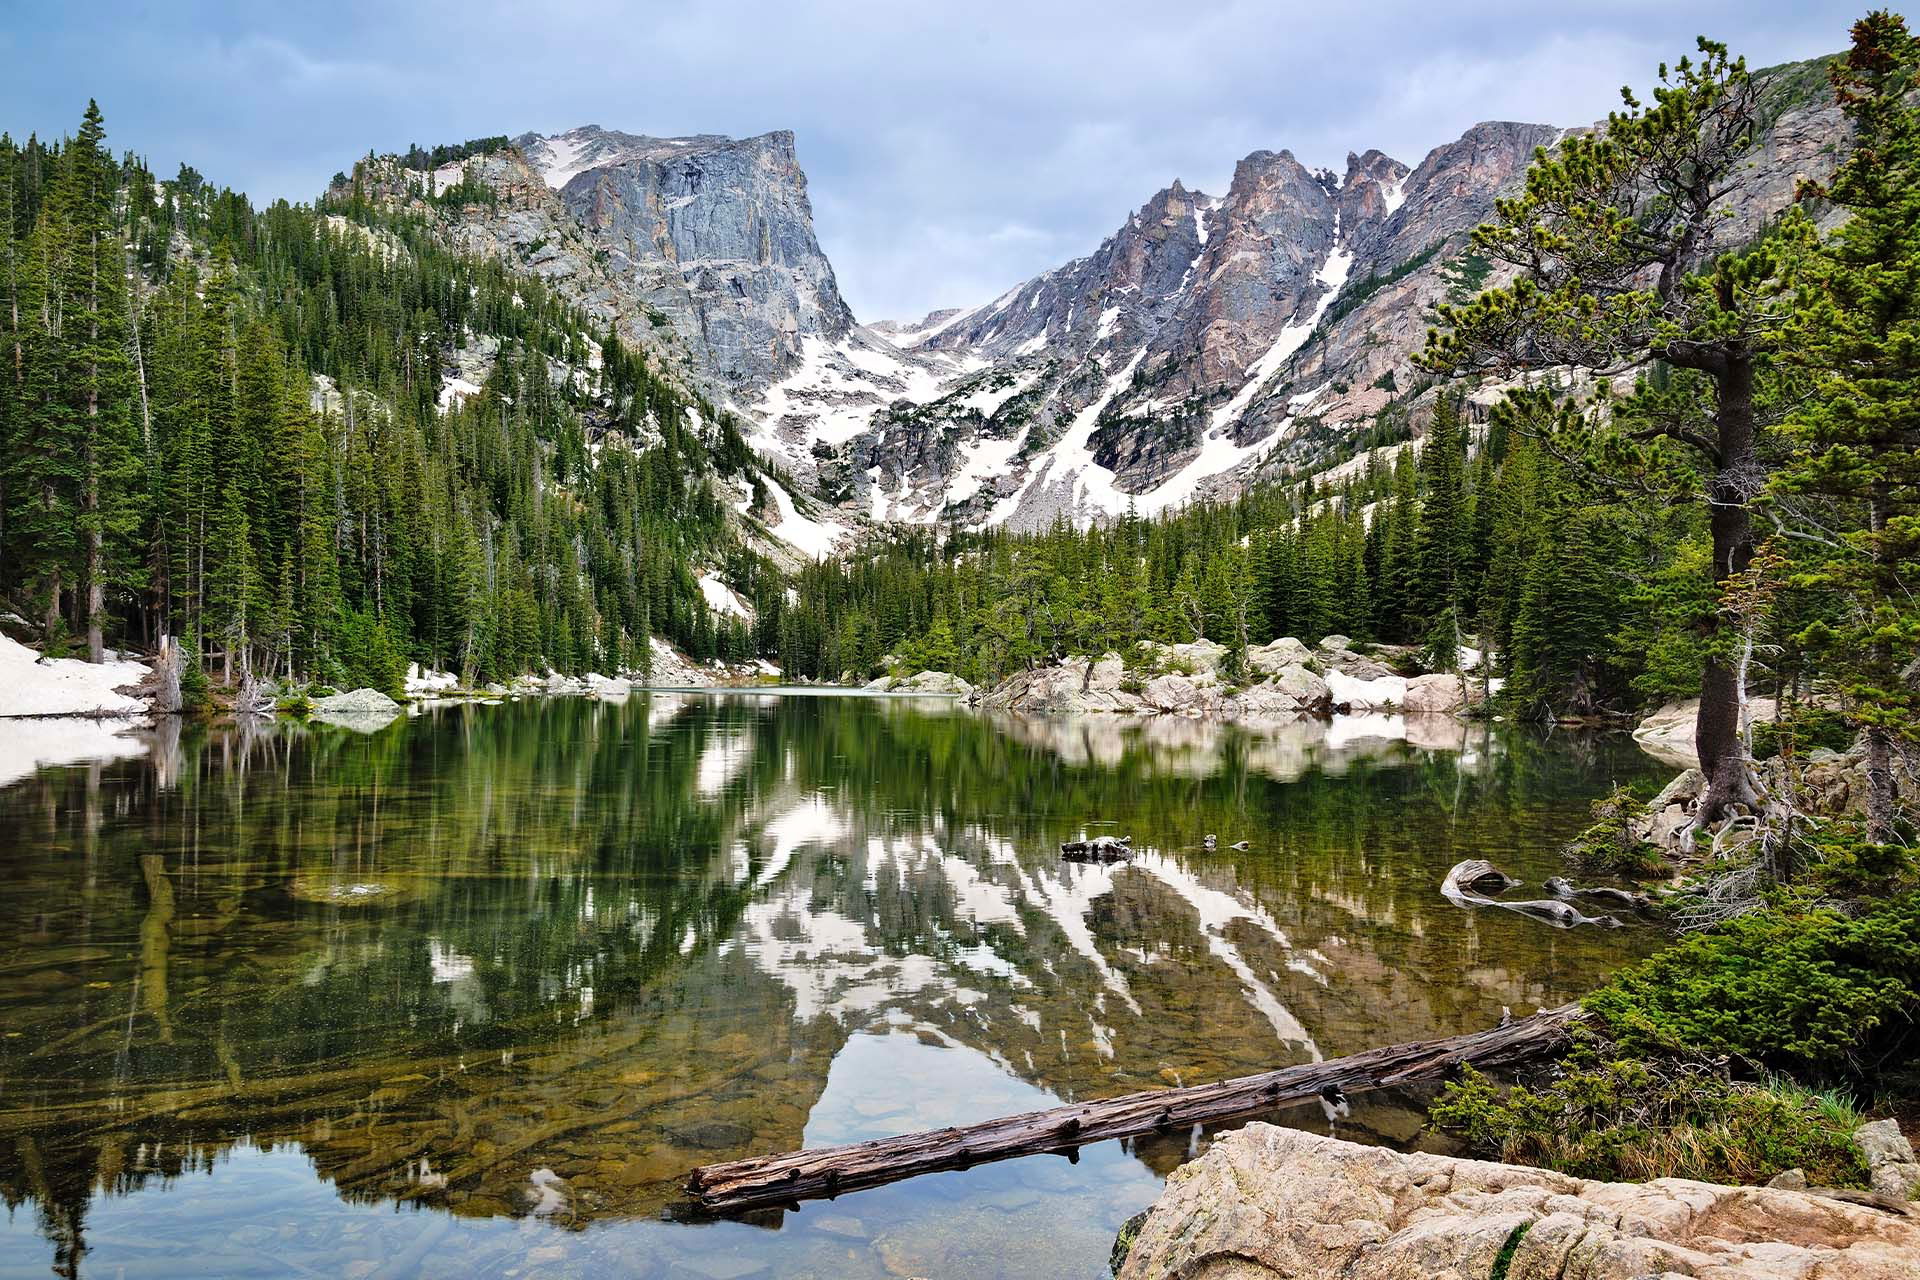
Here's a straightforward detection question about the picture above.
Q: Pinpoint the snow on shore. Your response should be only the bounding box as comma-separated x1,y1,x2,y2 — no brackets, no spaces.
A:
0,634,149,717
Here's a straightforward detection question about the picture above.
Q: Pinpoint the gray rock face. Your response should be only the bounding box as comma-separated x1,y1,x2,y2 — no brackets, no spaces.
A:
1116,1123,1920,1280
852,69,1845,532
515,126,854,398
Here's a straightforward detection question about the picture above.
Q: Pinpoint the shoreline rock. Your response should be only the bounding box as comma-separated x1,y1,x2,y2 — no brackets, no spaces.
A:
1115,1123,1920,1279
971,638,1499,721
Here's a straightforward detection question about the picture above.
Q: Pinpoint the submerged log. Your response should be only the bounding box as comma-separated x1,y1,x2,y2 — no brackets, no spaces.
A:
683,1003,1581,1215
1444,859,1519,895
1060,834,1133,863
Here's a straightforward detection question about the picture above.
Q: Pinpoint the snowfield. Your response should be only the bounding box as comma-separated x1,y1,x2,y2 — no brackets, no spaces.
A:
0,634,149,717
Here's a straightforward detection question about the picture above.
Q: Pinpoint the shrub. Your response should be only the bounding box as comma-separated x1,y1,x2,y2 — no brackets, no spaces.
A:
1752,706,1855,760
1583,894,1920,1074
1567,785,1669,879
1430,1052,1871,1187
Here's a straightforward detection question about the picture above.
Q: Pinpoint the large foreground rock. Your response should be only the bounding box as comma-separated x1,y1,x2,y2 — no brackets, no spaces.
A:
1116,1124,1920,1280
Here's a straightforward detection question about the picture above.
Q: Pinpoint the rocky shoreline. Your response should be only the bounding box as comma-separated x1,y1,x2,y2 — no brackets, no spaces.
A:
1114,1124,1920,1279
882,634,1498,721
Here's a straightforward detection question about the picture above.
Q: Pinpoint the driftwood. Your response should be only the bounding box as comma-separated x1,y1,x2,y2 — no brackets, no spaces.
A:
1061,835,1133,863
1543,876,1653,911
1447,858,1519,894
1442,860,1623,929
683,1003,1582,1215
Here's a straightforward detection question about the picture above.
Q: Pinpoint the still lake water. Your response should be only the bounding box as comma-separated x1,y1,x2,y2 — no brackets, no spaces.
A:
0,693,1666,1279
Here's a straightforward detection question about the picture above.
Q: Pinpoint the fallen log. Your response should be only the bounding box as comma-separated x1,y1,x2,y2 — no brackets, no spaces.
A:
683,1003,1581,1215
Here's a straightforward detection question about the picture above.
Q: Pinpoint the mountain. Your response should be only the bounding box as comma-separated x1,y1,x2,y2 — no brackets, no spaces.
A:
356,59,1843,542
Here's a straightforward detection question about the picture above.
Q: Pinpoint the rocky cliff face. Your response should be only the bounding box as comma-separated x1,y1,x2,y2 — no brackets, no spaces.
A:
514,126,856,397
824,65,1844,531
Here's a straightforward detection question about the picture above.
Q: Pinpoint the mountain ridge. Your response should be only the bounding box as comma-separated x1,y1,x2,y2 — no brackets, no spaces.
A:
344,57,1843,545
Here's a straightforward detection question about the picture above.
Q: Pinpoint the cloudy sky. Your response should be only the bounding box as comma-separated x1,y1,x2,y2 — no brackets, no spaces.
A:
3,0,1865,321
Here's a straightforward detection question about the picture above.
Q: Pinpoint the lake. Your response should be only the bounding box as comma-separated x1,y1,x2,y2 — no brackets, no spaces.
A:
0,693,1666,1279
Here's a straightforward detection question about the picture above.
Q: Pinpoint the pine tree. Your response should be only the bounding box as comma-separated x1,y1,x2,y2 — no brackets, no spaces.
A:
1779,12,1920,841
1423,40,1790,833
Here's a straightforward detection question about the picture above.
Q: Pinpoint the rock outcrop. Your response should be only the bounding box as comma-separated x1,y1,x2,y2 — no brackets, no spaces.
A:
1116,1124,1920,1280
311,688,401,715
865,670,975,697
968,636,1495,720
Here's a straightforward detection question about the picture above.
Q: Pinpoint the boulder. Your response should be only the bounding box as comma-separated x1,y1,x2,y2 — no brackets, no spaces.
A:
862,675,896,692
1858,1119,1920,1201
1401,672,1487,715
1086,652,1128,691
891,670,974,697
1115,1124,1920,1280
1248,637,1313,674
311,688,400,714
1230,665,1333,719
585,673,631,698
1143,673,1220,716
978,662,1138,714
1163,639,1230,675
1633,697,1779,767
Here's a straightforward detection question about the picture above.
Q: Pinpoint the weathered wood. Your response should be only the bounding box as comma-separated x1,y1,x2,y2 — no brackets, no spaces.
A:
684,1003,1582,1215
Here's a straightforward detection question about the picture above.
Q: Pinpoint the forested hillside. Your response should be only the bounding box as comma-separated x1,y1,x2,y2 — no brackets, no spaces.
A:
776,393,1708,721
0,105,779,696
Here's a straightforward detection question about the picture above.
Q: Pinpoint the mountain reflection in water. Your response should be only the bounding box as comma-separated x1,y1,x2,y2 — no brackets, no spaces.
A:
0,694,1664,1279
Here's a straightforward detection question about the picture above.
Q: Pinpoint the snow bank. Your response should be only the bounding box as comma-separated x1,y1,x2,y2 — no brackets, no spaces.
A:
762,477,846,559
405,663,459,695
0,634,149,717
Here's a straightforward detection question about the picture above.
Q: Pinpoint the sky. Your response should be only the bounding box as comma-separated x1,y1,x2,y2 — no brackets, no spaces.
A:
2,0,1869,322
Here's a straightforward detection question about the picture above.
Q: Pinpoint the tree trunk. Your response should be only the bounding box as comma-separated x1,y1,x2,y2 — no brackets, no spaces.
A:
85,216,103,664
153,634,182,715
1865,482,1898,844
1690,350,1760,833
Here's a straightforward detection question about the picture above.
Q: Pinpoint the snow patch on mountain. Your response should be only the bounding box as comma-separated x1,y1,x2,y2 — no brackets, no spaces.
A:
986,349,1145,526
751,330,968,459
699,573,753,620
761,475,847,559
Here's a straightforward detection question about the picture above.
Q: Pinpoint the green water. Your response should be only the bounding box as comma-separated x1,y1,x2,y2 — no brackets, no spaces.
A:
0,694,1666,1279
